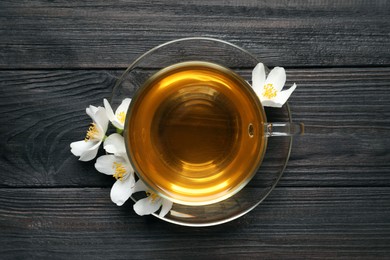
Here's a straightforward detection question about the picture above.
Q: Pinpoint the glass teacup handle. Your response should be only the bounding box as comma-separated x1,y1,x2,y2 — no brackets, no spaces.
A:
264,122,304,137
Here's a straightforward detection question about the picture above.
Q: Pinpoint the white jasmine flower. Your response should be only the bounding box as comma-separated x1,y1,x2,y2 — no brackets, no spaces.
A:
252,63,297,108
133,179,173,218
95,152,135,206
104,98,131,130
70,105,109,161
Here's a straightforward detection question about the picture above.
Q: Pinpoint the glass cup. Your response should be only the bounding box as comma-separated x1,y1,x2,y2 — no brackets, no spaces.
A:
112,37,303,226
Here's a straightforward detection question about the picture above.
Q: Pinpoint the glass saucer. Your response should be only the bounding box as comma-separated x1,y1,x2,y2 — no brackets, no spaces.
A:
111,37,292,227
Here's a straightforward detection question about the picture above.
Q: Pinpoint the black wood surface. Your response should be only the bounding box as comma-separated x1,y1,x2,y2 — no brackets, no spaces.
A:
0,0,389,68
1,188,389,259
0,0,389,259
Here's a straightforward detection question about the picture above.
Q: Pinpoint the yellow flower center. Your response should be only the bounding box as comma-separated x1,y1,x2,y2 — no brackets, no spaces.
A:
113,162,127,180
263,83,277,99
117,111,126,124
84,123,99,142
146,191,159,202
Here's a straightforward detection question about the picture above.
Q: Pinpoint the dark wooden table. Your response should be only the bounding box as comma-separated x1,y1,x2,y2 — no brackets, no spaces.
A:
1,1,389,259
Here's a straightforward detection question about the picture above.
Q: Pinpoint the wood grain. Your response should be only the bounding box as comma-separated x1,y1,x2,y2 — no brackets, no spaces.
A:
0,70,119,187
1,68,389,188
0,187,389,259
0,0,389,69
284,67,390,187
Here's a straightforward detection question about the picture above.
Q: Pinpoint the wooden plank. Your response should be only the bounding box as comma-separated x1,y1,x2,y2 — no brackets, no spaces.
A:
0,187,389,259
0,70,119,187
0,0,389,68
0,68,389,187
283,67,390,187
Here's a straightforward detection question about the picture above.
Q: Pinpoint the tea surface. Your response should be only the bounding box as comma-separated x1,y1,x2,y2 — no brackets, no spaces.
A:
126,62,266,205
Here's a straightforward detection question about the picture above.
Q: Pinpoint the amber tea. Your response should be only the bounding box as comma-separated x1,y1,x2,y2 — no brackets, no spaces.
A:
125,61,267,205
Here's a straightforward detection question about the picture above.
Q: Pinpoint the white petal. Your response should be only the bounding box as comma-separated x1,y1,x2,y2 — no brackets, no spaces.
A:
251,63,266,95
103,99,117,124
133,197,162,216
103,99,123,129
111,119,123,130
113,98,132,129
123,157,134,172
70,140,94,157
265,67,286,91
85,105,109,140
272,83,297,107
103,133,126,155
261,99,284,108
70,140,101,161
95,155,117,175
158,198,173,217
116,98,131,115
78,141,101,161
95,107,109,134
86,105,99,118
110,174,135,206
133,179,149,193
105,98,131,130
